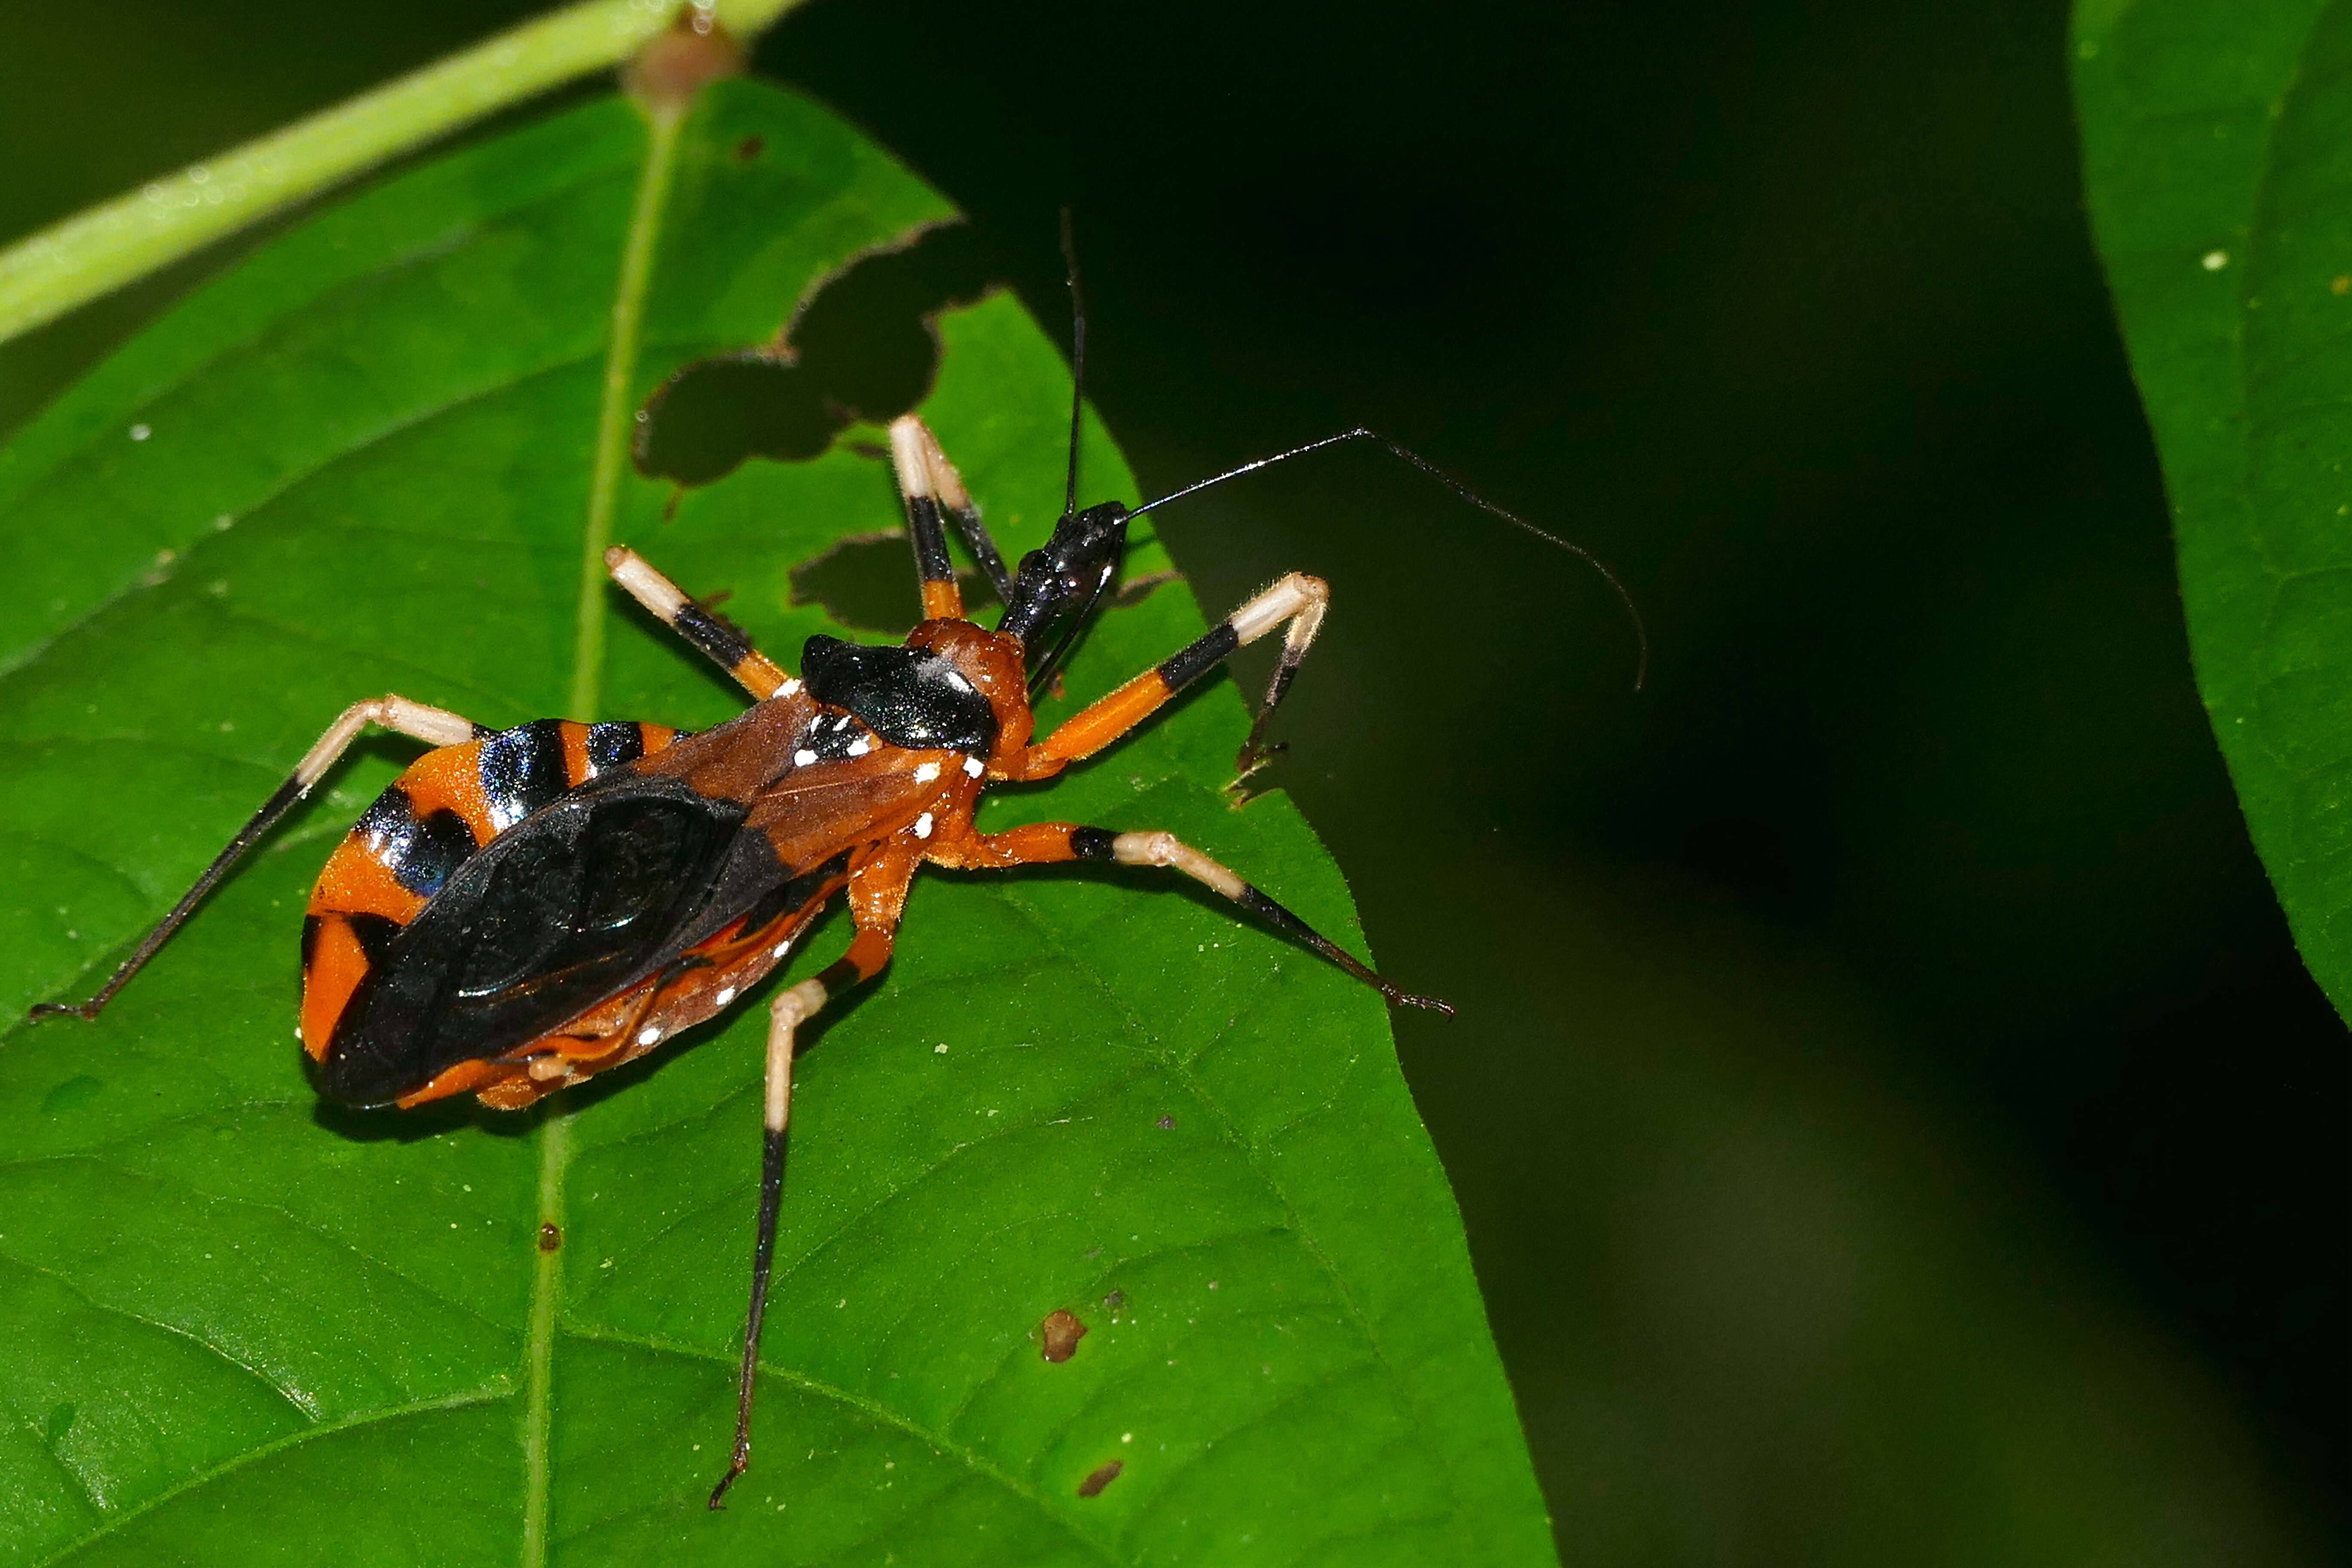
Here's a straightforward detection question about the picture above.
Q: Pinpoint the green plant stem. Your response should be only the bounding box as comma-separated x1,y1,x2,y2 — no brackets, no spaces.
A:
0,0,802,347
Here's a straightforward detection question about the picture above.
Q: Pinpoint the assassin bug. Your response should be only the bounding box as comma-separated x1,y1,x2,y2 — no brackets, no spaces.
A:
30,249,1643,1508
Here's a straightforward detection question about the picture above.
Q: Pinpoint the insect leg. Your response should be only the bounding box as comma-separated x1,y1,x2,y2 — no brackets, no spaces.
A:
711,851,913,1509
29,694,480,1023
603,545,793,700
930,822,1449,1013
888,413,1015,613
1021,573,1328,787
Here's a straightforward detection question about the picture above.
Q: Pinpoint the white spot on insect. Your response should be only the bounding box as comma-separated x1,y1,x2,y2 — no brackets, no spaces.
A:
780,677,801,696
128,423,151,441
847,739,870,757
773,941,792,959
637,1026,661,1046
944,671,973,693
714,987,736,1007
793,749,818,767
913,762,941,783
914,812,934,839
963,756,985,778
2203,248,2230,271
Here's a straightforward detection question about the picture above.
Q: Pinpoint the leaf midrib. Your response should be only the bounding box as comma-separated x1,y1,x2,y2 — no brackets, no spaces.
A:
519,92,686,1568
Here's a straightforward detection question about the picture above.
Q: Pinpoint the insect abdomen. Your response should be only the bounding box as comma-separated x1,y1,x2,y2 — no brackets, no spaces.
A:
299,719,679,1067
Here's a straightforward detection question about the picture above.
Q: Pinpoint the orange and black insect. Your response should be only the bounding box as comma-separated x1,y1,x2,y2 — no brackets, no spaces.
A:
30,254,1643,1508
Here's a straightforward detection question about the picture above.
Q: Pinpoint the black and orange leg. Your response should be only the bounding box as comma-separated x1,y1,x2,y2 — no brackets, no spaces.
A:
604,546,793,701
930,821,1448,1013
888,413,1015,616
709,845,914,1509
30,694,481,1023
1020,572,1329,788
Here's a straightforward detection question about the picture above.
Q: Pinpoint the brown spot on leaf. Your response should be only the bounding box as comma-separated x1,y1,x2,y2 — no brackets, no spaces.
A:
1039,1309,1088,1363
732,133,766,162
622,12,742,118
537,1223,561,1254
1078,1459,1123,1497
1102,1289,1126,1311
1155,1115,1176,1130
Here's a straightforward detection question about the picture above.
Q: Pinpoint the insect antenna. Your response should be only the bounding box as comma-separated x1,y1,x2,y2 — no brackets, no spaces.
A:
1059,207,1087,520
1011,209,1115,698
1129,429,1650,691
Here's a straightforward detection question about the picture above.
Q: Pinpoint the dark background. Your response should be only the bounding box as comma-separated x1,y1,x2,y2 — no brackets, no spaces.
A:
3,0,2344,1559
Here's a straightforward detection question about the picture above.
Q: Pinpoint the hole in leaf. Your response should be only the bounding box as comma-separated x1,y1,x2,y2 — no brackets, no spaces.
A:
789,530,1001,636
636,220,992,487
788,534,1175,639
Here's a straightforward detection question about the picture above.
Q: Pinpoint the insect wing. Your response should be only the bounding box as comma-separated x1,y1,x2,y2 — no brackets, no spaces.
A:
319,771,755,1106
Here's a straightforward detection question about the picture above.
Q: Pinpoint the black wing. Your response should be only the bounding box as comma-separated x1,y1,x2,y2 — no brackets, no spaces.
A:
321,771,784,1106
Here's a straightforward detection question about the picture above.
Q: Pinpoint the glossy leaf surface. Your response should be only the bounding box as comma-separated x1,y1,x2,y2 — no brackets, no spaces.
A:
0,80,1550,1565
2075,0,2352,1014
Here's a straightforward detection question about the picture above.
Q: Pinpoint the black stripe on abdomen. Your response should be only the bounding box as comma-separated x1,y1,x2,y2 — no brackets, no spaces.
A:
343,911,406,965
586,721,647,772
480,720,571,830
356,785,478,899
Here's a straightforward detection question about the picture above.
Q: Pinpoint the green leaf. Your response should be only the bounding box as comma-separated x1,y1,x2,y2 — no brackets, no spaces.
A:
0,80,1551,1565
2073,0,2352,1014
